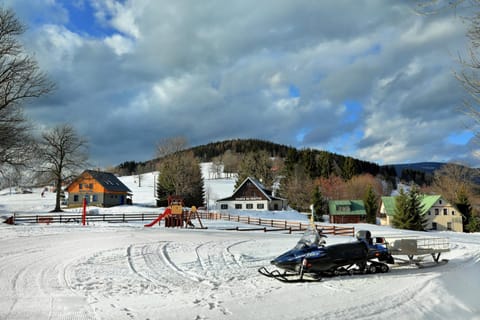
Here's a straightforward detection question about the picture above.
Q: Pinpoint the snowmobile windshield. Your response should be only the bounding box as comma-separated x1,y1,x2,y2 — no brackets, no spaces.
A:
295,227,321,249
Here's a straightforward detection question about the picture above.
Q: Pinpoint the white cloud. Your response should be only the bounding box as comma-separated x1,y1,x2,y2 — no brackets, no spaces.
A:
10,0,478,167
32,24,84,70
104,34,134,55
91,0,146,39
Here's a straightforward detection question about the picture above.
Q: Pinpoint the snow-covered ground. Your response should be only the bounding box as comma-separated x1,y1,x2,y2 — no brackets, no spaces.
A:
1,168,480,319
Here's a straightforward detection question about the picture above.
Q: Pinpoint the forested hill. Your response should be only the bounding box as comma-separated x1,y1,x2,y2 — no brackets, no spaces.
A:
189,139,293,160
117,138,393,180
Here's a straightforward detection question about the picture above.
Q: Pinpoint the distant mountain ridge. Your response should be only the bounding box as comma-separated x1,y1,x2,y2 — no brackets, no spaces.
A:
385,162,446,177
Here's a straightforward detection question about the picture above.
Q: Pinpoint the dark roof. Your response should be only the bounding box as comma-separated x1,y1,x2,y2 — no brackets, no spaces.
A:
217,176,286,202
85,170,132,193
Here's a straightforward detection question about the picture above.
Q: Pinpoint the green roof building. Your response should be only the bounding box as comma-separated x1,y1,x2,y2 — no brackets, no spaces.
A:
380,195,463,232
328,200,366,224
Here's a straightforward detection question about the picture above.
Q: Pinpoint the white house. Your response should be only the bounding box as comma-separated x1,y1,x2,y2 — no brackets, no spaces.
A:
380,195,463,232
216,177,288,211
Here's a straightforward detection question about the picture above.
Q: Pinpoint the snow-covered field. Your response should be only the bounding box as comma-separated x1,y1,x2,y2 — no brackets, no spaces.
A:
1,168,480,319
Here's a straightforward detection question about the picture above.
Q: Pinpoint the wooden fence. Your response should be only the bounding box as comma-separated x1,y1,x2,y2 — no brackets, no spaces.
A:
196,211,355,236
10,213,160,224
9,211,355,237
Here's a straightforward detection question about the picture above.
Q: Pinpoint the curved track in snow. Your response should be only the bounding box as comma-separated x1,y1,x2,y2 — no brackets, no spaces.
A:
0,226,479,320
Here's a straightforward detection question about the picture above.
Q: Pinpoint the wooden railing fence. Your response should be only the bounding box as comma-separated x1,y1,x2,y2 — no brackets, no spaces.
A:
9,211,355,237
196,211,355,236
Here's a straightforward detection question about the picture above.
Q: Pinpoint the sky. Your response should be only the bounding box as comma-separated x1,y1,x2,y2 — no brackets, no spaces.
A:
5,0,480,168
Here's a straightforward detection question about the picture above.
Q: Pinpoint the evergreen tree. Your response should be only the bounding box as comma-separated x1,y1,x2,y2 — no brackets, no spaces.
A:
455,186,472,232
408,188,427,231
467,215,480,233
311,187,328,222
392,189,411,229
363,185,378,224
284,148,298,174
235,151,273,188
342,156,355,180
392,188,427,231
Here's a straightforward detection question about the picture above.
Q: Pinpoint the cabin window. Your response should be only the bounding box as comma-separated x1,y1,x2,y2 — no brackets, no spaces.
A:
452,211,455,215
220,204,228,210
73,195,79,202
89,183,93,189
439,199,442,204
428,211,431,215
447,222,452,230
432,222,437,230
435,209,439,215
79,184,83,189
92,195,98,202
443,209,448,215
246,203,253,209
235,204,242,209
257,203,264,209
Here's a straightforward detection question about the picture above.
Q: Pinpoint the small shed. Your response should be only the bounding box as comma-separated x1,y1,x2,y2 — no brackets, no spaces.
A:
66,170,132,208
328,200,366,224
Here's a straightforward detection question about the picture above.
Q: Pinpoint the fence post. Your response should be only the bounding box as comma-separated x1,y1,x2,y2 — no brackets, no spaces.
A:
259,218,262,225
248,216,250,224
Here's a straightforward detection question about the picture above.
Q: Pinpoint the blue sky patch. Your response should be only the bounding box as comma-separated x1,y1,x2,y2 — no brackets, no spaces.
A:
366,43,382,56
343,100,363,124
447,131,474,145
289,84,300,98
59,0,116,38
348,43,382,64
296,127,309,142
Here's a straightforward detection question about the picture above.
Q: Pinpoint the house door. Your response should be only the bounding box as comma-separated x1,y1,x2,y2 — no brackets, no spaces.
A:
120,195,125,204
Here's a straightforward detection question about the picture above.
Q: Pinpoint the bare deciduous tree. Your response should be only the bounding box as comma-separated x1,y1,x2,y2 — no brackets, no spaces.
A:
431,162,478,204
155,136,188,159
416,1,480,142
38,124,88,212
0,7,54,174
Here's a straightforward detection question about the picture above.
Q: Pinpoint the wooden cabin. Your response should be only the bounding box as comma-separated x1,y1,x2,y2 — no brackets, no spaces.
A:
66,170,132,208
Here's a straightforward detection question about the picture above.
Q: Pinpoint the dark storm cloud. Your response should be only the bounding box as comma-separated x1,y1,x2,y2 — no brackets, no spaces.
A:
6,0,479,167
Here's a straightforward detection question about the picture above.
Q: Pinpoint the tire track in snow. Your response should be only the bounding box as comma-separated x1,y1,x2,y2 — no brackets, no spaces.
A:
126,243,172,293
0,243,95,320
159,242,207,284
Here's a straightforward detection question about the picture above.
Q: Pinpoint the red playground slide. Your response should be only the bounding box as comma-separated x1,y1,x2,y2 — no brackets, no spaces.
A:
144,208,172,227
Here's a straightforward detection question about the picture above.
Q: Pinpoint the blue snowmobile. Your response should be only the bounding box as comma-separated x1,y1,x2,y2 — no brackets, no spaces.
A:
258,227,394,282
